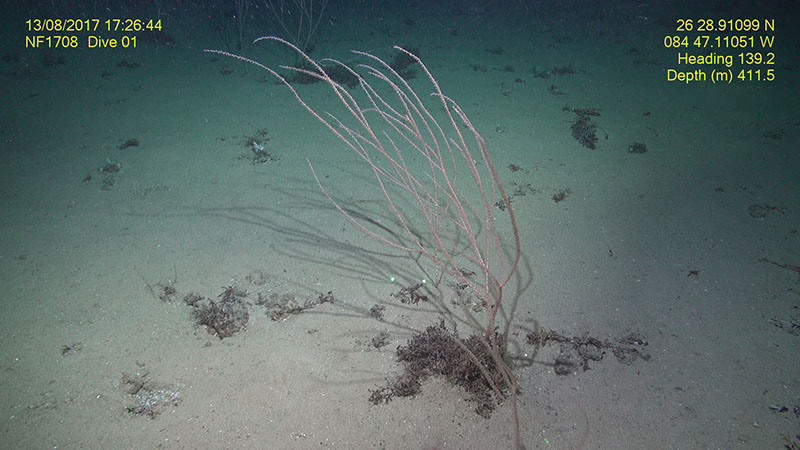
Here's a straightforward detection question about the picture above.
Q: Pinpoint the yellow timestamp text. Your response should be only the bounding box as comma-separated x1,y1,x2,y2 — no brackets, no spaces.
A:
25,18,162,33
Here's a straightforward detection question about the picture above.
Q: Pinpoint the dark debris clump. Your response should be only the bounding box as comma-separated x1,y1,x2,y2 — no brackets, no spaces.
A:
390,283,429,304
563,106,601,149
121,370,180,418
369,304,386,321
388,45,420,80
627,142,648,154
242,128,278,163
369,320,508,418
325,64,360,88
570,116,598,149
526,328,651,375
184,285,249,339
268,291,335,321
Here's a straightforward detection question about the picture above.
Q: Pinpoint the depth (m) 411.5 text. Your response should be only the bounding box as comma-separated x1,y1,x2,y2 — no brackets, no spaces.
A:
666,68,774,84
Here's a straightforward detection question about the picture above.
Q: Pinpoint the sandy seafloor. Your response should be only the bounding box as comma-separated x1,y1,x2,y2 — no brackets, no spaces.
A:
1,2,798,449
